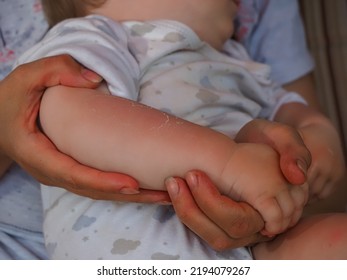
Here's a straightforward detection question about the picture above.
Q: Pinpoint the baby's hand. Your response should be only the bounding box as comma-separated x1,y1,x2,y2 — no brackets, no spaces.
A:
298,119,345,201
235,119,312,186
220,143,309,236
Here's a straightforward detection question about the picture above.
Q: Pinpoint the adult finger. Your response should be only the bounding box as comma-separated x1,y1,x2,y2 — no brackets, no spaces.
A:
18,55,102,91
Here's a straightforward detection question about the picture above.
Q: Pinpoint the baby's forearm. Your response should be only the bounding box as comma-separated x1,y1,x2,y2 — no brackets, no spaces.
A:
39,86,236,191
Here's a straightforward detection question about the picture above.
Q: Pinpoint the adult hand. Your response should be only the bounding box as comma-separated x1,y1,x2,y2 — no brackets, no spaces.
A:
0,55,170,203
166,170,268,250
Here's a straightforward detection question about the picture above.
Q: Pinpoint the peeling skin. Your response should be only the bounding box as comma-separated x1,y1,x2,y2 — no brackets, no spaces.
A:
148,111,187,131
129,100,183,131
150,112,171,130
96,84,183,130
129,100,148,109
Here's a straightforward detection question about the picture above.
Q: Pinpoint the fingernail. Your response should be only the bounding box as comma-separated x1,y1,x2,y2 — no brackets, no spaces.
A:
81,68,103,83
119,187,140,195
186,172,198,188
165,177,179,197
296,159,307,176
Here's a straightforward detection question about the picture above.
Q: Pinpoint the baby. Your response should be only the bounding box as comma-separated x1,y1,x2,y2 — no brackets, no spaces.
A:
16,0,347,259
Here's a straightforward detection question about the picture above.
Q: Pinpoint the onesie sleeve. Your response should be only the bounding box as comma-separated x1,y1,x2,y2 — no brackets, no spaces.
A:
14,15,140,100
235,0,314,85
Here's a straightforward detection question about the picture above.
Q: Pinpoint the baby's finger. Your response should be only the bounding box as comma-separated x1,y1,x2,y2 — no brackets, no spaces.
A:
289,184,308,227
257,198,284,236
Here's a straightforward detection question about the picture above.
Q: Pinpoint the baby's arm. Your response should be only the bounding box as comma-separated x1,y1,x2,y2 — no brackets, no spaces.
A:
40,85,305,235
40,85,236,191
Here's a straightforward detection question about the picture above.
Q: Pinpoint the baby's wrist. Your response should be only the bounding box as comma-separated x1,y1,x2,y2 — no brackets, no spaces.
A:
218,143,260,198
